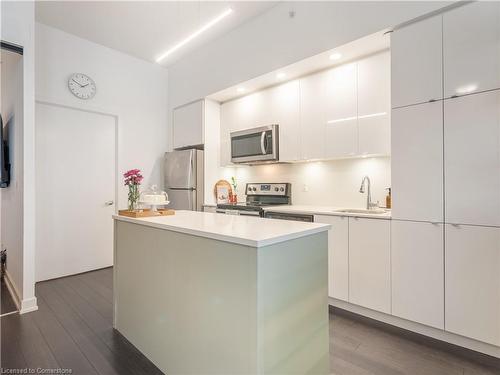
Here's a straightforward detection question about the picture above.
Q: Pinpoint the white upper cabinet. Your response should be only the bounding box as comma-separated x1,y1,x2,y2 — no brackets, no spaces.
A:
315,215,349,301
219,52,390,163
444,90,500,227
173,100,204,149
443,2,500,98
357,52,391,155
219,82,300,164
391,15,443,108
349,217,391,314
445,224,500,346
324,63,358,158
299,71,326,160
391,220,444,329
268,81,301,162
391,101,443,222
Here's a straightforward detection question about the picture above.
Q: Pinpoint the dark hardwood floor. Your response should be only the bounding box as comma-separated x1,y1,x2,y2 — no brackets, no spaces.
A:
1,277,18,315
1,268,499,375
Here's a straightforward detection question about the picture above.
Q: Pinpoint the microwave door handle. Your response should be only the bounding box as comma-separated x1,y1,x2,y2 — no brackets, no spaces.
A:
260,131,267,155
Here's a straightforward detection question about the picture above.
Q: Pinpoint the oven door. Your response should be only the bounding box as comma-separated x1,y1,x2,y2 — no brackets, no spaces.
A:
231,125,279,164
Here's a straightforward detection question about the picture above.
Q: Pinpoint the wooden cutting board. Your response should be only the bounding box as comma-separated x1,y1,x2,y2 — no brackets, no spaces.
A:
118,209,175,218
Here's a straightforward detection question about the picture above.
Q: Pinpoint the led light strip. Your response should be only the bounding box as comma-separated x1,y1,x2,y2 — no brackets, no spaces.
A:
327,112,387,124
156,8,233,63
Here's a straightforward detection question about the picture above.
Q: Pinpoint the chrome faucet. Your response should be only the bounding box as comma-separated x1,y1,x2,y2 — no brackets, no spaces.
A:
359,176,377,210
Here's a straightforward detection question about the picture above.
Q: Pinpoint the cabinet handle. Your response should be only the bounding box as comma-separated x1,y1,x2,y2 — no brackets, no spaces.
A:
428,99,437,103
451,223,460,228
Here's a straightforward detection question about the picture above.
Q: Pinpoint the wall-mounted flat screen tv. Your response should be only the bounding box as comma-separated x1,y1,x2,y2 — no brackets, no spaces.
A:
0,115,10,188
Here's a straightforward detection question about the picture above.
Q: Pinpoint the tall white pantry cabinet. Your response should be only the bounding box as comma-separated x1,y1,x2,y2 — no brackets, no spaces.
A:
391,1,500,347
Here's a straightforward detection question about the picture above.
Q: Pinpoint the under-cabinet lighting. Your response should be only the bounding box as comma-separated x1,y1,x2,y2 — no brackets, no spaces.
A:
237,87,246,93
276,72,286,80
327,112,387,124
156,8,233,63
329,52,342,60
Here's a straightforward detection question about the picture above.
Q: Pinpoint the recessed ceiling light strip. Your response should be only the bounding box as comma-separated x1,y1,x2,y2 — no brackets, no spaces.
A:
156,8,233,63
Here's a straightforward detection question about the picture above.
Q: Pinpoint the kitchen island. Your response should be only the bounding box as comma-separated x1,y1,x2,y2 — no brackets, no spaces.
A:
113,211,330,375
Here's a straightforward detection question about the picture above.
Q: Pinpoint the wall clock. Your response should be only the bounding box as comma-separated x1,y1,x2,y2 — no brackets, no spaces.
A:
68,73,96,100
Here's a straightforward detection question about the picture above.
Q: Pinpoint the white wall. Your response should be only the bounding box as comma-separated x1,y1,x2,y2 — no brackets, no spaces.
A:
35,23,169,208
1,0,37,313
1,49,24,306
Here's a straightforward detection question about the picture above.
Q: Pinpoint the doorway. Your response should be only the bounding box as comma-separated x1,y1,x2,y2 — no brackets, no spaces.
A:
35,103,116,281
1,42,24,316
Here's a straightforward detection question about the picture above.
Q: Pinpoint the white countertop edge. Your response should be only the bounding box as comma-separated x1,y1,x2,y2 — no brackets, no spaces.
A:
262,206,392,220
113,215,330,248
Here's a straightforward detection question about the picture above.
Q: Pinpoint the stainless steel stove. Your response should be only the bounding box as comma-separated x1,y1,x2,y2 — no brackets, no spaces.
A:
216,183,291,217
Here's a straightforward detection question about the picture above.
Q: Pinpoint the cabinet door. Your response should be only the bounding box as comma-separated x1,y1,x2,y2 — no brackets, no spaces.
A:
299,72,326,160
357,52,391,156
391,101,443,222
268,81,300,162
445,224,500,346
324,63,358,158
391,220,444,329
444,2,500,98
391,15,443,108
315,215,349,301
349,218,391,314
445,90,500,227
173,100,204,149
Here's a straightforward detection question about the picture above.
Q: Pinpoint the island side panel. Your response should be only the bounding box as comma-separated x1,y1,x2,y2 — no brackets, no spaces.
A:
257,232,329,375
114,220,258,374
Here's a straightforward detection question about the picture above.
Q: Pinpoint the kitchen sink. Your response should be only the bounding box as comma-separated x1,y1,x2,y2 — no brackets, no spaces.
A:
333,208,388,215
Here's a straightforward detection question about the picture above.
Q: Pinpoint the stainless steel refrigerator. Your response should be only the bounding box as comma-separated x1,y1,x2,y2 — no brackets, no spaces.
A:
164,149,204,211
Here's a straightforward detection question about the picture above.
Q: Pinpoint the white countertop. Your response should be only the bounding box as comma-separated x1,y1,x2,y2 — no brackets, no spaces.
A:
262,205,392,220
113,210,330,247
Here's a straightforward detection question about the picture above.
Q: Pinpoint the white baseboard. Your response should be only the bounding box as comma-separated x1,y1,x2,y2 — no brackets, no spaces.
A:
20,296,38,314
4,270,39,314
4,270,21,310
330,298,500,359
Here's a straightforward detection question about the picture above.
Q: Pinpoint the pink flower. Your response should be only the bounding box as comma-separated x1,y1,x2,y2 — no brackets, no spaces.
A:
123,169,143,186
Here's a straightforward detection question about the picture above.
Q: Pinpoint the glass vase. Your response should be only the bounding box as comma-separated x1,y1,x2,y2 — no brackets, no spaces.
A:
128,184,140,211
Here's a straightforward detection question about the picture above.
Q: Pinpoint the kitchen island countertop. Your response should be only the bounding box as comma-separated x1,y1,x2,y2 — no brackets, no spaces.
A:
113,210,330,247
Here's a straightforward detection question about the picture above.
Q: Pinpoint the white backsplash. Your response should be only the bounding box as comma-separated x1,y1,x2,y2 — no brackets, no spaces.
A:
217,157,391,208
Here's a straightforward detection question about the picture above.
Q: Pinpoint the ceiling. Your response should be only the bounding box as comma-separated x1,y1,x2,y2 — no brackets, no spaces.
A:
208,30,391,103
35,1,277,67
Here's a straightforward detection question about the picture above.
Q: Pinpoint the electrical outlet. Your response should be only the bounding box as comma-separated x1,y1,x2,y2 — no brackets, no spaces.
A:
303,184,309,192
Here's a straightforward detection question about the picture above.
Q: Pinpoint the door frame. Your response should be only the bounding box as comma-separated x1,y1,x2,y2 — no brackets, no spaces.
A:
35,100,119,213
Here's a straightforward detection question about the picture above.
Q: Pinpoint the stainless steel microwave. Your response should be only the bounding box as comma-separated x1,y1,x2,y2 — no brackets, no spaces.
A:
230,124,279,164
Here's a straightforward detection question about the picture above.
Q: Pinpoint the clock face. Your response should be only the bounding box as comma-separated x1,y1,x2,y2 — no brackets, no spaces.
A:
68,73,96,99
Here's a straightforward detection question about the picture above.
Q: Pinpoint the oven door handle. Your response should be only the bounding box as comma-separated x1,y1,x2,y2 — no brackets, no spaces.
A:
260,131,267,155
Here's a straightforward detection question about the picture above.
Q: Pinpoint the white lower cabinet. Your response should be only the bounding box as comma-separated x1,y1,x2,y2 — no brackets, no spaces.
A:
391,220,444,329
315,215,349,301
349,217,391,314
445,224,500,346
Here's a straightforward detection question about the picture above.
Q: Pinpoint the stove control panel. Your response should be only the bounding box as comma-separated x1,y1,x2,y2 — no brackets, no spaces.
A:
246,183,290,196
